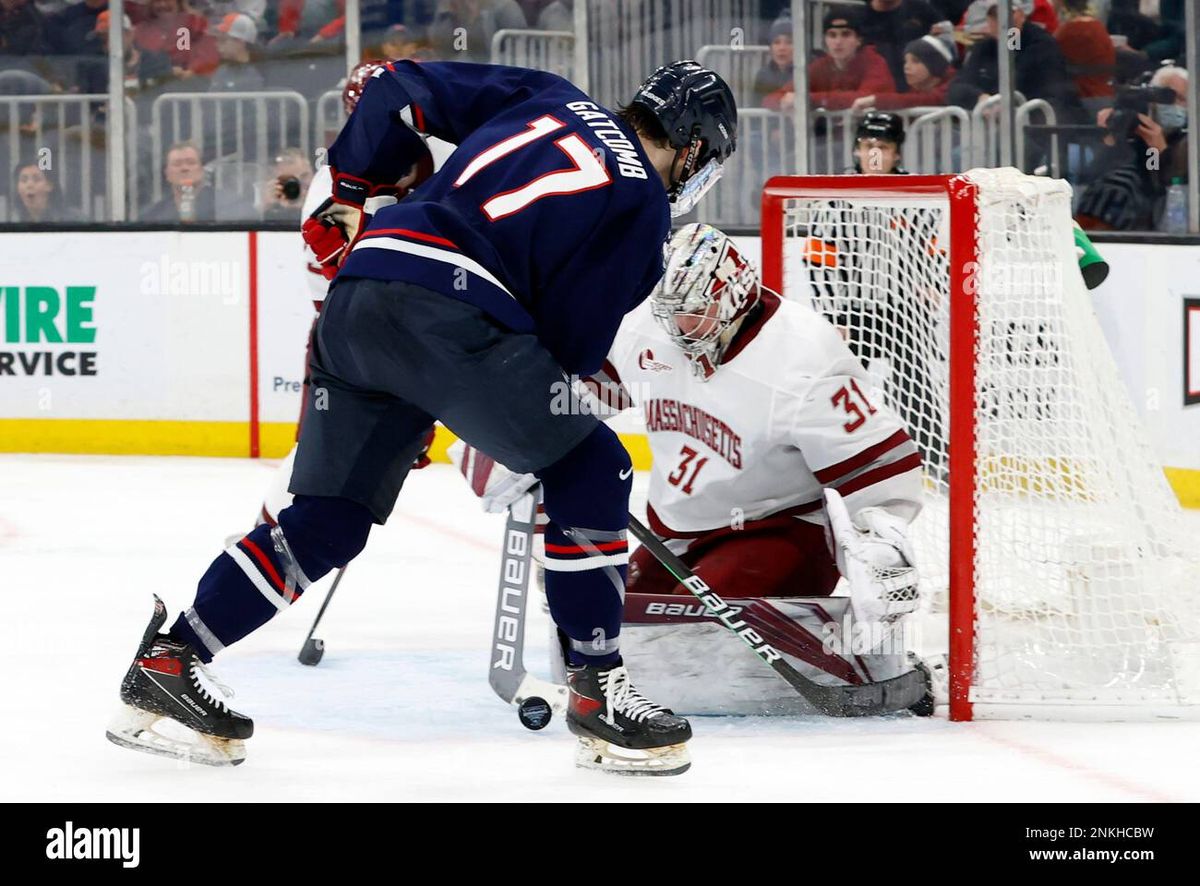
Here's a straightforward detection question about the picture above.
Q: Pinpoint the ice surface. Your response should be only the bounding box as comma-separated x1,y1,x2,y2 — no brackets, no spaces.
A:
1,454,1197,802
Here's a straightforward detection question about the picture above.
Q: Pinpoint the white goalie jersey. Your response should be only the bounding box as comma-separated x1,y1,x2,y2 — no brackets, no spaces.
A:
604,290,924,538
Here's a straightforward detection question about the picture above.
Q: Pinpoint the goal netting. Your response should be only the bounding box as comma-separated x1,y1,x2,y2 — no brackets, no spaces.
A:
761,167,1200,720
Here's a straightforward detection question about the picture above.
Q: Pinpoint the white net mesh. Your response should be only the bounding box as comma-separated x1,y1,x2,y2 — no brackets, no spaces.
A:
773,168,1200,717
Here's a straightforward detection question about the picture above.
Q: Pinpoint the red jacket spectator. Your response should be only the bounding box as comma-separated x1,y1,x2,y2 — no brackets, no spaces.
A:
802,8,895,112
1055,3,1114,99
135,0,219,76
808,45,896,110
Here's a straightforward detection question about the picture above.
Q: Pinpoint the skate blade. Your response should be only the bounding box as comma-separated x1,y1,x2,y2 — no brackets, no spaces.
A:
574,736,691,777
106,703,246,767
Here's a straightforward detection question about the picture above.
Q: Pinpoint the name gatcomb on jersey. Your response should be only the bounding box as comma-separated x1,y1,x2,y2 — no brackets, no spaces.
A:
329,61,671,377
604,292,924,538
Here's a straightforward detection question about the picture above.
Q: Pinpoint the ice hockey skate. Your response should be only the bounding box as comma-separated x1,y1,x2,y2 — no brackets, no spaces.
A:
567,660,692,776
106,596,253,767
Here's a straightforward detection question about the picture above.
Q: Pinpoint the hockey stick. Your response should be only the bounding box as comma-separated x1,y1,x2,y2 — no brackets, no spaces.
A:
487,490,568,714
626,515,929,717
298,566,347,666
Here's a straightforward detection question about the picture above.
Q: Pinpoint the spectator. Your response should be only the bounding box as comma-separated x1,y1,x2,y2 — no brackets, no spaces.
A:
12,160,80,222
1076,65,1188,230
805,8,896,111
852,109,908,172
134,0,219,78
0,0,50,57
48,0,107,59
949,0,1056,47
752,14,793,108
379,22,428,59
852,33,956,111
859,0,944,90
140,140,252,221
209,11,263,91
259,146,313,221
534,0,571,31
429,0,527,63
949,1,1085,121
1055,0,1115,104
78,10,173,94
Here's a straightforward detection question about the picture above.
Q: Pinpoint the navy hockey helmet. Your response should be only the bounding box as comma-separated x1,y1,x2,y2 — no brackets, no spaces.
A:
630,61,738,216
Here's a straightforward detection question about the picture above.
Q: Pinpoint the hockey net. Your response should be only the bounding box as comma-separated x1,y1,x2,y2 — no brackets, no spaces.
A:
761,167,1200,720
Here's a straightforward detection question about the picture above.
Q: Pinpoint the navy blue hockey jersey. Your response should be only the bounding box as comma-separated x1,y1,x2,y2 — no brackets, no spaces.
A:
330,61,671,376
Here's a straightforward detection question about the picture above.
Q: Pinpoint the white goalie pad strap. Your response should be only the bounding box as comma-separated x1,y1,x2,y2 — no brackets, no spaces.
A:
823,488,920,627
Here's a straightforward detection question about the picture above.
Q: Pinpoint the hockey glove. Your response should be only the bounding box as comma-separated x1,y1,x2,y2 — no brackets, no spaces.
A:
448,440,539,514
824,487,920,626
302,172,401,279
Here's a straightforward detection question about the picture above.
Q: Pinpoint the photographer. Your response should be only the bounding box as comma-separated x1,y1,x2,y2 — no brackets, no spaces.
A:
1077,65,1188,231
260,148,314,222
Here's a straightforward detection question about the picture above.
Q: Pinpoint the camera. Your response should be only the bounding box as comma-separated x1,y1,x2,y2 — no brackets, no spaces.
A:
279,176,303,201
1104,83,1178,142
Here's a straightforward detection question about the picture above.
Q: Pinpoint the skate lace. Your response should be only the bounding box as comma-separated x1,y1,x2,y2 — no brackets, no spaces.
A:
190,660,235,712
601,666,667,723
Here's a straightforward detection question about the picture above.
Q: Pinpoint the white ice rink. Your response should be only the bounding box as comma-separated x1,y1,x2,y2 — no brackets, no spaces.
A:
2,453,1198,802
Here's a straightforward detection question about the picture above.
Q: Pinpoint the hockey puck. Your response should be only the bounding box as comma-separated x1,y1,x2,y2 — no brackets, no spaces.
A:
298,638,325,666
517,696,553,731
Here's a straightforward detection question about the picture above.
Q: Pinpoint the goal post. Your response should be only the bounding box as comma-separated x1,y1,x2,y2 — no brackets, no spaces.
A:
761,169,1200,721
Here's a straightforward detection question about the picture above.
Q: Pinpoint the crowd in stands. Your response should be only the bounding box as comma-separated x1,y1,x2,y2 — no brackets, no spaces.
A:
0,1,1190,230
0,0,580,221
754,0,1190,230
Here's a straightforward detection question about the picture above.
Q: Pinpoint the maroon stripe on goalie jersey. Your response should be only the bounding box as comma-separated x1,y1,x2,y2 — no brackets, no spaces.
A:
834,452,923,497
813,429,912,484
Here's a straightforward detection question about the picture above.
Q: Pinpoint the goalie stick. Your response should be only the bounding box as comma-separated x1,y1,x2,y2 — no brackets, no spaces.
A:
488,490,568,713
626,515,930,717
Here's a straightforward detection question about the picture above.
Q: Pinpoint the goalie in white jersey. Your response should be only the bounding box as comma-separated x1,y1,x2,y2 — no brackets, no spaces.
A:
606,223,923,605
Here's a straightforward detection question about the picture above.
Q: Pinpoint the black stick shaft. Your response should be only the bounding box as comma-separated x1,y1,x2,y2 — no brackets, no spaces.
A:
302,566,346,644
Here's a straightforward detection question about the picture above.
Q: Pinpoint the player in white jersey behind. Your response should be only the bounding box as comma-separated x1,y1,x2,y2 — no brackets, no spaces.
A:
460,223,933,715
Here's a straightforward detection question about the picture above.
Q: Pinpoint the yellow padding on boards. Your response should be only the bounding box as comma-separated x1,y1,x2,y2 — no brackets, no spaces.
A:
0,419,249,457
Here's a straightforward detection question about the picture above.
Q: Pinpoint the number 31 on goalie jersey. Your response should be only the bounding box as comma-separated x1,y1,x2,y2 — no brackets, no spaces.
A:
453,115,612,221
832,378,878,433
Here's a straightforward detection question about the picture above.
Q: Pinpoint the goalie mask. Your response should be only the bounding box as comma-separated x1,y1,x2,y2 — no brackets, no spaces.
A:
650,224,759,380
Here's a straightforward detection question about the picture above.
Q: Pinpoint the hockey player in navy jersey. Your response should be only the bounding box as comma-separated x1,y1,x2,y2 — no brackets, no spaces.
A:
107,60,737,776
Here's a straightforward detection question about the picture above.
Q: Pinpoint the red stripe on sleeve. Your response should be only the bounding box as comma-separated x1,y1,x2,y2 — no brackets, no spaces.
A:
834,452,923,497
813,429,912,484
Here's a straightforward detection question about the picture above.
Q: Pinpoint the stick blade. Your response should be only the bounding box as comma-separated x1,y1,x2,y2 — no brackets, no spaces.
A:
298,637,325,666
